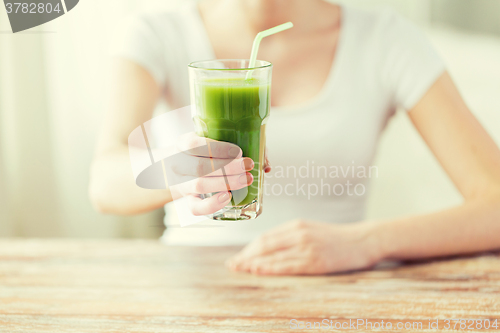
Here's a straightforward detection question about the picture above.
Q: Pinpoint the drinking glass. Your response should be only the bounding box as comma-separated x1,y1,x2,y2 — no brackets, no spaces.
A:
188,59,272,220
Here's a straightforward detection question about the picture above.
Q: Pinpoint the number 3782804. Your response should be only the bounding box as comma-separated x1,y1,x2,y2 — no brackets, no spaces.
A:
5,2,62,14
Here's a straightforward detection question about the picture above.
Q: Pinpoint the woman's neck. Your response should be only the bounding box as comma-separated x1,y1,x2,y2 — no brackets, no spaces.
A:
242,0,319,32
201,0,339,36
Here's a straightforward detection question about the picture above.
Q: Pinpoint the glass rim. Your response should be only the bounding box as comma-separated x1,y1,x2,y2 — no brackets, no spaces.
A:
188,59,272,71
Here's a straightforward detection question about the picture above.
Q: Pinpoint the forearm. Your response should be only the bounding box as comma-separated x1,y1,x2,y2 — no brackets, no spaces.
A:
374,195,500,261
89,147,173,215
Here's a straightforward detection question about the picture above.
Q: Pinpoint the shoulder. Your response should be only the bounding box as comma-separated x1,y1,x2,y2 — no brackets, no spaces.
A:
122,9,181,37
344,5,437,62
119,3,197,41
344,5,422,41
342,6,444,110
110,5,195,87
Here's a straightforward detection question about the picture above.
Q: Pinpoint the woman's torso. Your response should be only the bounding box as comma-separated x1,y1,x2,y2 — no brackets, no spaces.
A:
124,2,421,245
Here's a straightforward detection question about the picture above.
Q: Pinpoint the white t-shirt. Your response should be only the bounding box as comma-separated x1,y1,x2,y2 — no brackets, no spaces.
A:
113,1,445,245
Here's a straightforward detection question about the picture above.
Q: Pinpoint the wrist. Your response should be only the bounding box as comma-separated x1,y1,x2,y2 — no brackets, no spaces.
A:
369,219,398,260
358,220,393,262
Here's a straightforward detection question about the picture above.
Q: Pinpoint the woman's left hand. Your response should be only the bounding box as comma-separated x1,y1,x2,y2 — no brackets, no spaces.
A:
226,219,384,275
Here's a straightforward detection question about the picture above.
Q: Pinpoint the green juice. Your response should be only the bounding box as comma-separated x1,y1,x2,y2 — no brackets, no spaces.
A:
193,78,270,207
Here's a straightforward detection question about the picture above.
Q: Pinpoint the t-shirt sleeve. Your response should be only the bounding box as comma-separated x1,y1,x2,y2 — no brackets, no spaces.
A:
110,14,167,87
380,10,446,111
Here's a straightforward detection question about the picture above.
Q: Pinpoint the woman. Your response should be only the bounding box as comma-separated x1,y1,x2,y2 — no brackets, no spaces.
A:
90,0,500,275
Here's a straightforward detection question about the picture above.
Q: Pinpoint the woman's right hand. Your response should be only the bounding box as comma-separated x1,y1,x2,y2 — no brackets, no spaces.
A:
167,132,254,216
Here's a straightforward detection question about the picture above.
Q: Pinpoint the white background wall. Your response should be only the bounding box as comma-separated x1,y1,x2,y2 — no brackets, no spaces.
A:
0,0,499,237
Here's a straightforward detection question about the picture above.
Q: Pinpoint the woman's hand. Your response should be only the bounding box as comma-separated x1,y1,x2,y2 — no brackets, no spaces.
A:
168,132,271,216
226,219,383,275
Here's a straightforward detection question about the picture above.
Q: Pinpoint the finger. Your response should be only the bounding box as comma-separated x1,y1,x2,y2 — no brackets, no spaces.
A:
264,148,271,173
253,259,309,276
229,231,302,262
177,132,242,159
238,248,301,273
171,155,254,177
183,172,253,194
227,248,308,275
235,221,304,257
186,192,232,216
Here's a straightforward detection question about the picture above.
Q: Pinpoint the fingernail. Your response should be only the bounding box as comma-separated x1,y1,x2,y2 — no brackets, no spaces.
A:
241,158,254,171
239,173,253,185
228,147,240,158
265,166,271,173
218,192,231,203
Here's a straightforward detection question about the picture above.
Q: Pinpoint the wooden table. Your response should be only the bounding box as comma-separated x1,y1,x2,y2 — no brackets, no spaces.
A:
0,240,499,332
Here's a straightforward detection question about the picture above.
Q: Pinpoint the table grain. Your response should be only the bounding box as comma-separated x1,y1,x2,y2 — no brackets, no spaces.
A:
0,239,499,332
